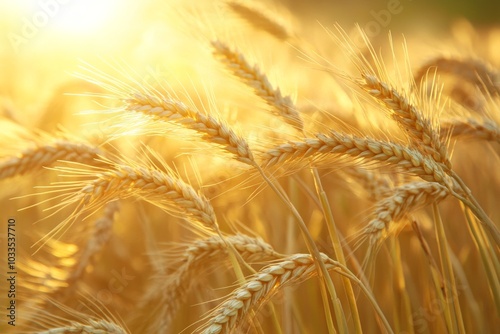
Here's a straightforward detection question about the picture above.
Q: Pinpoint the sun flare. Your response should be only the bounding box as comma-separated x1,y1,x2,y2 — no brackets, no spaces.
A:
0,0,499,333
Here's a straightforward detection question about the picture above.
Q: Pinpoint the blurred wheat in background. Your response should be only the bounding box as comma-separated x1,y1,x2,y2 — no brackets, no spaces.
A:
0,0,499,333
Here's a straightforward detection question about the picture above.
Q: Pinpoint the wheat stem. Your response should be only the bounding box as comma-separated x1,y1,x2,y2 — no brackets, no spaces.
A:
254,164,345,332
311,168,362,333
432,203,466,333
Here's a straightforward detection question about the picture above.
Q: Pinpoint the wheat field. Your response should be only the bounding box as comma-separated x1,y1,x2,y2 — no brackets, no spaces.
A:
0,0,499,333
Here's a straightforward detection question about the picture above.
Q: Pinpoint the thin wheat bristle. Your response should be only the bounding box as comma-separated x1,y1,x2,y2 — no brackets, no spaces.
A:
199,253,337,334
211,40,303,132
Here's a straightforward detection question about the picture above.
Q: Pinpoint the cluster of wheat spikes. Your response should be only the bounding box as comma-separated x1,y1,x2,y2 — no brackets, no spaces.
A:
1,1,499,333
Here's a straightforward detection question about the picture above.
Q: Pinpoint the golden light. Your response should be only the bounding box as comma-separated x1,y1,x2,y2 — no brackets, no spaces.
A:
50,0,121,34
4,0,124,46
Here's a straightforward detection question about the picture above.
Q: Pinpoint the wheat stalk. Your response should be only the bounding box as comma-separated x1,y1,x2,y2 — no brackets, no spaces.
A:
142,234,281,332
80,164,215,229
199,253,337,334
76,65,254,166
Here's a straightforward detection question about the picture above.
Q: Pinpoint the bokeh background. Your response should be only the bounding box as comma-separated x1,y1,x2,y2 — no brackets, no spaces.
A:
0,1,499,333
0,0,498,131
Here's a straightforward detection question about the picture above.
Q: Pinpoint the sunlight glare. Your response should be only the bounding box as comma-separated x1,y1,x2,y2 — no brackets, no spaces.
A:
51,0,121,34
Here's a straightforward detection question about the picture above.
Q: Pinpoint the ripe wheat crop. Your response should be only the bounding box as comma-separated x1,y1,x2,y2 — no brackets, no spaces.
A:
0,1,499,333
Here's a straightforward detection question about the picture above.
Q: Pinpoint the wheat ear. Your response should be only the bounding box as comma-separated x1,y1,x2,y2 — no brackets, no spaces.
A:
199,253,337,334
226,0,291,41
121,91,254,165
414,57,500,96
35,319,127,334
341,167,392,201
442,118,500,143
80,164,215,229
360,73,451,169
24,293,129,334
362,181,449,244
142,234,280,332
0,139,103,180
77,65,254,166
261,131,451,186
211,40,303,132
43,158,217,243
70,201,120,281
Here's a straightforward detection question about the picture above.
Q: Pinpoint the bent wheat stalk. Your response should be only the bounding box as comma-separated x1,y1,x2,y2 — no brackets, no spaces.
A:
362,182,449,244
199,253,337,334
78,164,215,228
77,65,255,165
142,234,281,332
